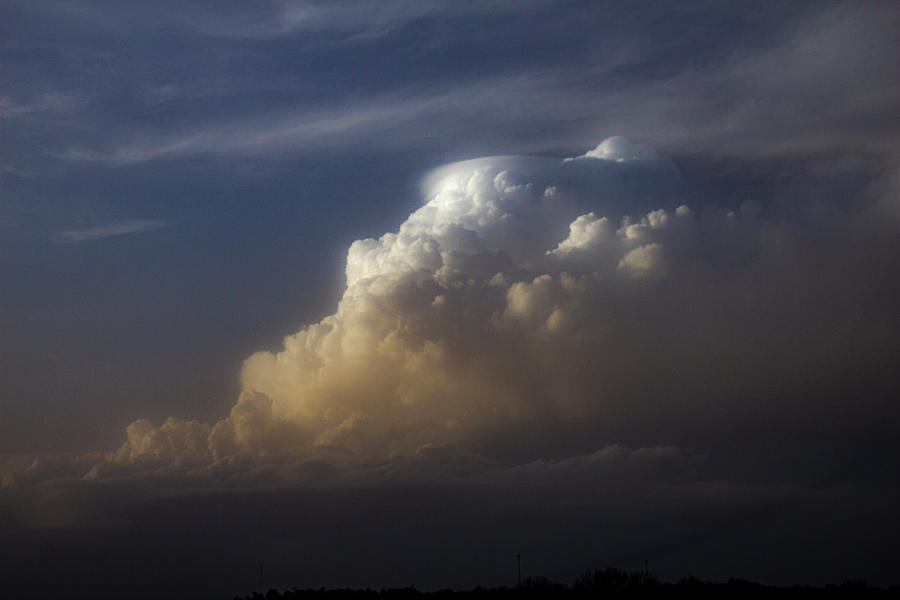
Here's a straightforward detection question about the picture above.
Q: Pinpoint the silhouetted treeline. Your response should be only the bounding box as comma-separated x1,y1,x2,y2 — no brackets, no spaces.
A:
234,568,899,600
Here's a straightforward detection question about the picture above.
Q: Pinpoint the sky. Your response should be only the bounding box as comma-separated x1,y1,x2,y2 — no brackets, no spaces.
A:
1,1,899,598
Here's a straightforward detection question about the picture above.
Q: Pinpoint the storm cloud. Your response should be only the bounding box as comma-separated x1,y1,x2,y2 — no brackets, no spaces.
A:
3,132,899,596
6,137,897,494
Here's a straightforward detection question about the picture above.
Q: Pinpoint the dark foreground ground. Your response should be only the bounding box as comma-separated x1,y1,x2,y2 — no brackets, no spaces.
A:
236,569,899,599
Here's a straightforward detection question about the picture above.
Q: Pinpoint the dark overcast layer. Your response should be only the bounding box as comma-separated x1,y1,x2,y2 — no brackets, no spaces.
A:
1,2,899,599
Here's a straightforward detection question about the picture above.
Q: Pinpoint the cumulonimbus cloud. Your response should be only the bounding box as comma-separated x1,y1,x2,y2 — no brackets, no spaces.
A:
5,138,898,490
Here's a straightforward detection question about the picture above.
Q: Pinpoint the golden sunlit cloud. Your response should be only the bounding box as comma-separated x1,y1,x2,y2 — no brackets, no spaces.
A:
4,139,898,490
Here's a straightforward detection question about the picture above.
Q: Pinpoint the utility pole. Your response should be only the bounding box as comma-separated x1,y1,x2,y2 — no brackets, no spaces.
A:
517,554,521,587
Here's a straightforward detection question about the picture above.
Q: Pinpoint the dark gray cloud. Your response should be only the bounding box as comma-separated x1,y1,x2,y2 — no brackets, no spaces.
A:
2,444,898,598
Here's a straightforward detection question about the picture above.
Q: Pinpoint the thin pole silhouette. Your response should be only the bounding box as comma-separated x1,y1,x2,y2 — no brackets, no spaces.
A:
259,563,263,594
517,554,521,587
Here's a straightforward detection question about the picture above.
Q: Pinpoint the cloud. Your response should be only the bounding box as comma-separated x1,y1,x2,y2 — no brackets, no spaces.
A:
2,2,893,185
20,0,538,42
0,92,85,119
7,137,898,493
575,137,663,163
3,137,899,595
617,242,664,278
56,94,447,166
196,1,506,41
21,3,893,174
56,219,169,243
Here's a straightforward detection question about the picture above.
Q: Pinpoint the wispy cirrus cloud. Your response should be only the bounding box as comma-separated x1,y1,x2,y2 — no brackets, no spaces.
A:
0,92,86,119
56,92,447,166
22,0,536,42
5,2,896,178
50,2,900,171
56,219,169,243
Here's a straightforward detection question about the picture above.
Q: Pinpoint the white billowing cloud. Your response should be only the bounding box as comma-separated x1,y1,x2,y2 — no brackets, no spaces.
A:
577,136,662,163
548,213,613,257
7,137,899,488
213,143,698,458
617,242,664,277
